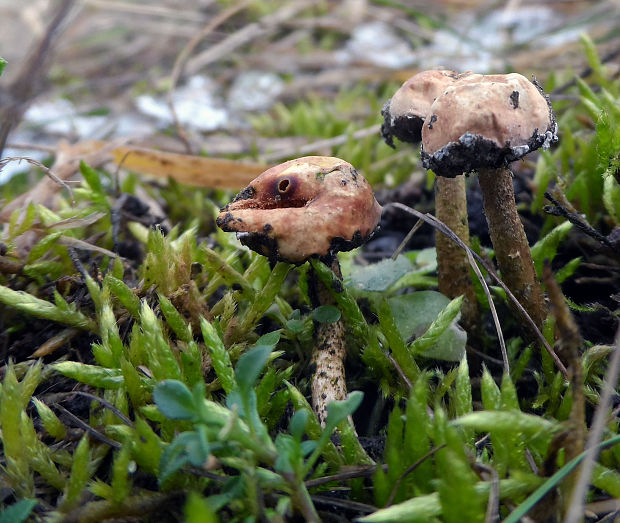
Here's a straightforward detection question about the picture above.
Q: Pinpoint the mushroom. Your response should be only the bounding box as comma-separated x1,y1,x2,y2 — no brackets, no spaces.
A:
421,73,558,331
216,156,382,424
381,70,479,332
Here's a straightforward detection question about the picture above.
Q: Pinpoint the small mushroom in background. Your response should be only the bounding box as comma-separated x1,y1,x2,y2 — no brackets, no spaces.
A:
216,156,382,425
421,72,558,332
381,69,480,333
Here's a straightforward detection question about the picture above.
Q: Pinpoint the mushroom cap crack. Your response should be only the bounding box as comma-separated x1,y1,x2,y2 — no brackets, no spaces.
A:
216,156,382,264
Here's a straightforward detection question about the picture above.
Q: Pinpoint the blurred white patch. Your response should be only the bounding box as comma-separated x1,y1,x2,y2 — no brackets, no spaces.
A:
420,6,574,73
24,98,107,137
228,70,284,112
342,21,416,69
136,76,229,132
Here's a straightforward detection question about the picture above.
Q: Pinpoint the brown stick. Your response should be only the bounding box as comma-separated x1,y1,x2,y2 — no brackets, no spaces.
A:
0,0,75,156
435,175,479,332
478,167,547,332
542,263,584,516
308,258,347,426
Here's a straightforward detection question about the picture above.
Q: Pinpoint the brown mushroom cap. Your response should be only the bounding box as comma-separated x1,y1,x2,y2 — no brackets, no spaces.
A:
421,73,557,177
216,156,382,264
381,70,471,147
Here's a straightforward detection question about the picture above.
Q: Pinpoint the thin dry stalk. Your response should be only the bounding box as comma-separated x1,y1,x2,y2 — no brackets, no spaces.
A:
261,124,381,163
465,248,509,372
564,324,620,523
0,139,128,222
166,2,249,153
0,0,76,155
0,156,76,201
82,0,205,23
542,263,585,515
386,202,568,379
474,462,500,523
185,1,317,75
391,206,509,372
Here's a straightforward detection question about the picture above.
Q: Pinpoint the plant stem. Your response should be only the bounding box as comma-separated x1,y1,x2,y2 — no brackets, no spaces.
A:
435,174,479,332
282,471,321,522
478,167,546,332
308,257,347,426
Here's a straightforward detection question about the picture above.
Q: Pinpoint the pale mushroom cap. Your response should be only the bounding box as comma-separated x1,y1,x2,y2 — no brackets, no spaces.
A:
421,73,557,176
389,70,470,122
382,69,470,146
216,156,382,264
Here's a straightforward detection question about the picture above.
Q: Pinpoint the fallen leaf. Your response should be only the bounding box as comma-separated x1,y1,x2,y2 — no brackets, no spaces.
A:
111,145,267,189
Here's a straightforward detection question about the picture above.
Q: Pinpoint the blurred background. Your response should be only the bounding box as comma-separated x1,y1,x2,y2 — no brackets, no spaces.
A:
0,0,619,185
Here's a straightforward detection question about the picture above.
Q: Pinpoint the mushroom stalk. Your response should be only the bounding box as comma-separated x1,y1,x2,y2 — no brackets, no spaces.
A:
421,72,557,337
215,156,381,426
381,69,479,334
308,256,347,426
435,174,479,331
478,167,546,330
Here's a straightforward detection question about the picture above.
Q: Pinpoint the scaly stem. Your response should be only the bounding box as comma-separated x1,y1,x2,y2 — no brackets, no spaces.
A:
435,174,479,333
308,257,347,426
478,167,546,332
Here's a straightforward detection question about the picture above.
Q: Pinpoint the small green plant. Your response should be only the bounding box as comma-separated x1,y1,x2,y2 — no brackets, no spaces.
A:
0,36,619,523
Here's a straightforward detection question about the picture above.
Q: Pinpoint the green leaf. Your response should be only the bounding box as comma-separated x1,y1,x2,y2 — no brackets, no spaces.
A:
504,434,620,523
131,417,163,476
603,172,620,224
310,258,368,339
27,231,63,263
200,317,236,394
105,275,141,319
184,492,218,523
555,257,581,284
0,285,96,332
0,499,37,523
346,256,413,292
453,355,473,418
289,410,309,441
325,391,363,430
52,361,123,389
403,378,433,492
234,262,290,341
580,33,605,80
256,330,281,347
111,443,132,504
452,411,559,441
79,161,104,195
312,305,341,323
304,392,363,475
389,292,466,361
159,435,193,484
0,57,6,77
235,344,273,392
31,398,66,440
154,380,197,420
360,477,543,522
139,302,183,381
158,294,192,343
373,296,419,383
286,382,343,468
61,434,91,510
530,221,573,276
434,408,485,523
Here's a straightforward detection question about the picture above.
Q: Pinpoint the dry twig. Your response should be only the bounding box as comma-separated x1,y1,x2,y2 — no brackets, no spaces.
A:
564,324,620,523
0,0,76,156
